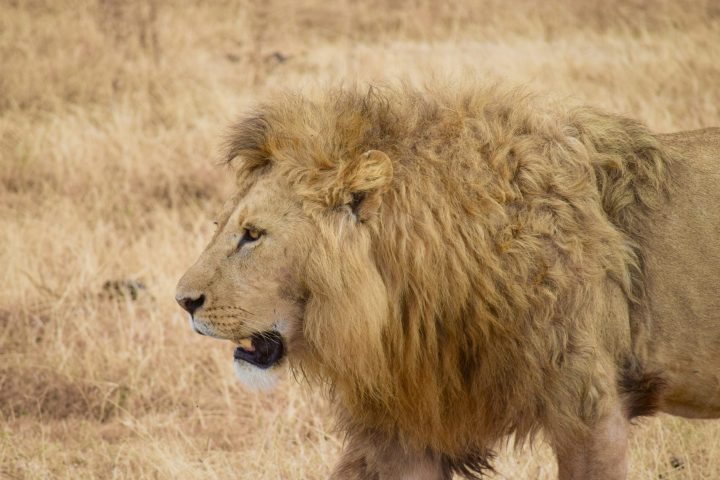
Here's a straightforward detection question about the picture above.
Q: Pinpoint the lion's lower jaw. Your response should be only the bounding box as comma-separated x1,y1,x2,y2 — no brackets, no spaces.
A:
233,359,281,391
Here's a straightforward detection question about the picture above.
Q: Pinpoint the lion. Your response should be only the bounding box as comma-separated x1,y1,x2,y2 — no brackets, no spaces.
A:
175,82,720,479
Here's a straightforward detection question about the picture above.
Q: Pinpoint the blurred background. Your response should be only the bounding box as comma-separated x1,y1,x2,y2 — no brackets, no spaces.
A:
1,0,719,478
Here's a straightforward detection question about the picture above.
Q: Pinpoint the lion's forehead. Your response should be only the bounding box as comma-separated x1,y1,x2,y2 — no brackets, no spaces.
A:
228,173,303,226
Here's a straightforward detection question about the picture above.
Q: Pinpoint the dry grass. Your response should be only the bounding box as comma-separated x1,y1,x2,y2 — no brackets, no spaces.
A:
1,0,719,478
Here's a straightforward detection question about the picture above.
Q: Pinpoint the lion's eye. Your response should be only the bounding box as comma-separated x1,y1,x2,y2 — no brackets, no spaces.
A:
238,227,263,249
247,228,261,240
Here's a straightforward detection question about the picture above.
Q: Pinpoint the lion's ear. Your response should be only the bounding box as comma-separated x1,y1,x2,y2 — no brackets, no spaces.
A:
339,150,393,222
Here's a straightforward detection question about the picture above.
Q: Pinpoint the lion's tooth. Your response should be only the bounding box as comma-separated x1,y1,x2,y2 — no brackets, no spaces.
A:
238,338,254,351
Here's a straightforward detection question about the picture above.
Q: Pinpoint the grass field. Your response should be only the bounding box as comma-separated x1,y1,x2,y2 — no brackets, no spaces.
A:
1,0,719,478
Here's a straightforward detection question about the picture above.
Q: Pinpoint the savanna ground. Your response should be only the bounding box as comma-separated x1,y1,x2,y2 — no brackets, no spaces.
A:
1,0,719,478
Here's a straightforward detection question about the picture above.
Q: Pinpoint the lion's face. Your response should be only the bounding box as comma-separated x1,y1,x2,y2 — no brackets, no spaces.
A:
176,149,393,391
176,173,313,390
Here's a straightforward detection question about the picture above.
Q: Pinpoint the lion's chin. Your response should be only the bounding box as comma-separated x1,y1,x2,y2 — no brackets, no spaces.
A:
233,358,282,391
230,331,288,391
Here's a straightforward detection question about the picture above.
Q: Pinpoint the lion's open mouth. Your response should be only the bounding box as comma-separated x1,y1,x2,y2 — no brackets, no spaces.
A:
233,331,285,369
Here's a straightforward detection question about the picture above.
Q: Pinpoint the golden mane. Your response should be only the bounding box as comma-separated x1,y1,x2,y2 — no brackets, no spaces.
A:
225,83,672,474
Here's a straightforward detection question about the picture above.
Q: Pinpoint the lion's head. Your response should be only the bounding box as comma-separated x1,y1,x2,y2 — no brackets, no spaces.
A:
176,102,394,390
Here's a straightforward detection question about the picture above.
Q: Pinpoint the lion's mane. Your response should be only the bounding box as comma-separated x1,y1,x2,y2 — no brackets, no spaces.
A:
226,82,670,475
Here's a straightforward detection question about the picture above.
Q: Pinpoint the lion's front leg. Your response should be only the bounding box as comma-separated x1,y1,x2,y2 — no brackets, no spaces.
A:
330,431,449,480
553,402,630,480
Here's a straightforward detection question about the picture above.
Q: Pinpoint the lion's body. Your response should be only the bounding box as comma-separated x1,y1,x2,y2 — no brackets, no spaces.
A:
640,129,720,419
177,83,720,479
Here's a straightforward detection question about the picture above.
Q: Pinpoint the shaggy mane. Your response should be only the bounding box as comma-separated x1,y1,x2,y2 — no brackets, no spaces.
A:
225,82,672,471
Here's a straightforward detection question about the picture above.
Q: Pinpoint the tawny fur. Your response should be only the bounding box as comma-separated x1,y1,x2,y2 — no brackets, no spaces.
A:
178,81,719,478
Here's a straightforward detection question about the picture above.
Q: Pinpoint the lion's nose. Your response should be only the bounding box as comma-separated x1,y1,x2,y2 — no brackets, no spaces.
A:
176,293,205,315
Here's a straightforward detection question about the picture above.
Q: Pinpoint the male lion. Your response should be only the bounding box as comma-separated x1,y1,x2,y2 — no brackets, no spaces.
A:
176,83,720,479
